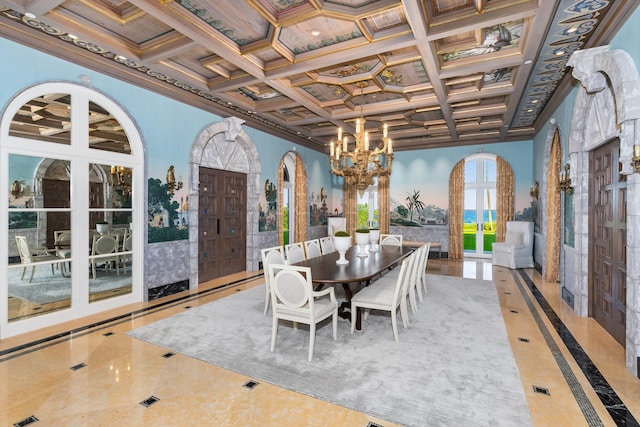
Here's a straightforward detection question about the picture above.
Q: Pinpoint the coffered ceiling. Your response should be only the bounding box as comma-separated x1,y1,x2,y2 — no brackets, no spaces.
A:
0,1,636,153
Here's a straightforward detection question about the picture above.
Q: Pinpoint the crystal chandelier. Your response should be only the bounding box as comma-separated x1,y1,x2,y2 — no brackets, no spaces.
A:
329,82,393,196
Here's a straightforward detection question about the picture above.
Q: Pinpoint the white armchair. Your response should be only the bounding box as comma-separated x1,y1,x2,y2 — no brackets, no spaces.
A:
268,263,338,361
491,221,534,269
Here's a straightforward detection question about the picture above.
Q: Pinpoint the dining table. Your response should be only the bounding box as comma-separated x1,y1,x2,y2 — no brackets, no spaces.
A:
292,244,413,330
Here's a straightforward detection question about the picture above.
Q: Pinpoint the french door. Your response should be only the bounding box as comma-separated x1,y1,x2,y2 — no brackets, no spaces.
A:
1,83,143,339
464,155,496,258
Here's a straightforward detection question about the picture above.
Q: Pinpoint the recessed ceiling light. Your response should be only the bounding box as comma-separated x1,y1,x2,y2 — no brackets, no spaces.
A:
310,29,320,37
24,12,36,19
527,109,533,112
532,99,538,104
68,34,78,40
523,59,532,65
567,27,578,33
555,50,565,56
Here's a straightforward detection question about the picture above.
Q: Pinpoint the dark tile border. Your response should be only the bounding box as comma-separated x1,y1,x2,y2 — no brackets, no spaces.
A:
516,269,639,427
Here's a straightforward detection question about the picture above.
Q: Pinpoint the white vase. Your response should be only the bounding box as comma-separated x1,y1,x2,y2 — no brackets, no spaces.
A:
333,235,351,265
369,229,380,252
355,231,369,257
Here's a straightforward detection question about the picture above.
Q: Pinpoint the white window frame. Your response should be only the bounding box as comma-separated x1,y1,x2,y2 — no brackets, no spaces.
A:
0,82,144,338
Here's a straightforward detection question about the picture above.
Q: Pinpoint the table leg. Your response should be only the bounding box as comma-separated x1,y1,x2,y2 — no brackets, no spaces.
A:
339,283,362,330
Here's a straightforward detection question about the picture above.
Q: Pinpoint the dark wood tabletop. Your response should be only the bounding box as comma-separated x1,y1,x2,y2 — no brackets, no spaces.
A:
292,244,413,329
293,245,413,284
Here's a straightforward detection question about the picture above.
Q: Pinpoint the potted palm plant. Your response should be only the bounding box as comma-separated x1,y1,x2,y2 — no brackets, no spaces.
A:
355,228,370,257
333,231,351,265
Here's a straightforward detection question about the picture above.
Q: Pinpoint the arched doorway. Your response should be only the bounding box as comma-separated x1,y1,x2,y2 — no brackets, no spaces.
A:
188,117,261,286
567,46,640,374
1,83,144,338
449,154,514,260
277,151,308,245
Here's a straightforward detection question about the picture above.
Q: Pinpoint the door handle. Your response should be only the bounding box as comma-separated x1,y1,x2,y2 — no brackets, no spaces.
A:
217,218,220,234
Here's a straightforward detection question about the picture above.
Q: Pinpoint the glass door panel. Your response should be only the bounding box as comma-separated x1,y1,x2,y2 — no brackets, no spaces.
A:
88,163,132,302
8,154,72,321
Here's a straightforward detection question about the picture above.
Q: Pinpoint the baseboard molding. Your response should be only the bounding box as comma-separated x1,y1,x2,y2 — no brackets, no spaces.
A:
148,280,189,301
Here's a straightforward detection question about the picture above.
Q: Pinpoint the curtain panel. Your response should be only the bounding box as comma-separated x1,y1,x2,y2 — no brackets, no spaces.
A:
294,155,308,243
545,131,562,282
496,156,514,242
448,160,465,259
277,158,284,246
378,175,390,234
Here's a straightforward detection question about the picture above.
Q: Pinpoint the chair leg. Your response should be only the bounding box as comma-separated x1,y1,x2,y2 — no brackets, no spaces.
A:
415,278,424,302
391,310,399,342
270,316,278,352
350,305,358,334
332,311,338,341
20,266,26,280
400,299,410,328
409,285,418,313
92,262,97,280
29,266,36,283
308,323,316,362
263,283,270,316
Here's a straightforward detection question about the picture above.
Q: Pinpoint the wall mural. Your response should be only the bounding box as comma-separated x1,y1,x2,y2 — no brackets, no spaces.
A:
257,180,343,232
259,179,277,232
390,189,448,226
147,165,189,243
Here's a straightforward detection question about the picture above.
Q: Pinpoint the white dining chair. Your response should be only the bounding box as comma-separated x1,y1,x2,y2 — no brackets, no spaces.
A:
319,236,335,255
417,242,431,298
14,235,66,282
268,263,338,361
304,239,322,259
90,234,120,279
350,253,414,341
260,245,285,315
285,242,306,264
380,234,403,246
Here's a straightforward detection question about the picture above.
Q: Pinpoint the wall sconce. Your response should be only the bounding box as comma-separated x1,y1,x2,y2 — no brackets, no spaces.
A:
633,145,640,172
166,165,183,196
110,165,132,197
529,181,539,200
559,163,573,194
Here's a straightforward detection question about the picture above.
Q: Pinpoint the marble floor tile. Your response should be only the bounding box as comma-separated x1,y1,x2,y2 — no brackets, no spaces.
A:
1,261,639,426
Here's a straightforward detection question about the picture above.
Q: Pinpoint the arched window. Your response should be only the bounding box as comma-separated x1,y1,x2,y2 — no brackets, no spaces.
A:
1,83,144,338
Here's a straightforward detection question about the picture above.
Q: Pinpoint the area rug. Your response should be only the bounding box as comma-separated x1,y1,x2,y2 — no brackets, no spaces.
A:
128,274,531,427
8,266,131,304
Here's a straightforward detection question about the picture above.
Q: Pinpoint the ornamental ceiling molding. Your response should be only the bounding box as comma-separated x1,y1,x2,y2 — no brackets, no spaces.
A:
0,7,325,150
513,0,615,128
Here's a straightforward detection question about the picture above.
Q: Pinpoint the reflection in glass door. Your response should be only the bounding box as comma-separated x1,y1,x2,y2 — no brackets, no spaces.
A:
1,83,143,339
464,155,497,258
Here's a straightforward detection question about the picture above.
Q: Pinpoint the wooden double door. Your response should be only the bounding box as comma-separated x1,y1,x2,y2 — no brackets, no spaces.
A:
590,139,627,346
198,167,246,283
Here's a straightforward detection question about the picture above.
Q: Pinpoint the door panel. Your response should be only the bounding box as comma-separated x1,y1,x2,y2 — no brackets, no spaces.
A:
43,178,70,248
198,168,246,282
590,139,626,346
